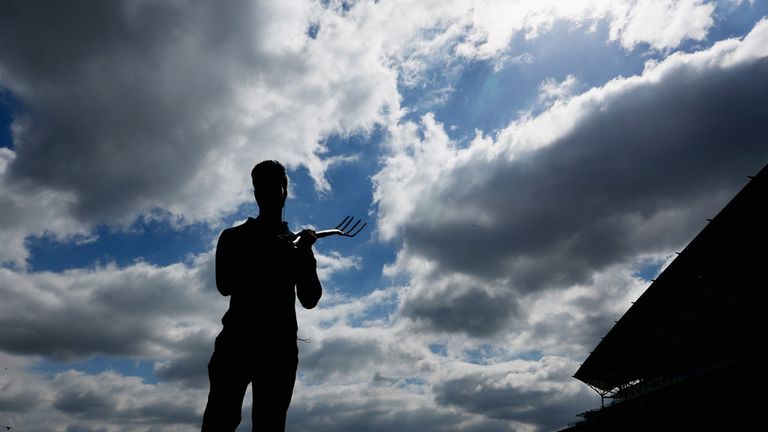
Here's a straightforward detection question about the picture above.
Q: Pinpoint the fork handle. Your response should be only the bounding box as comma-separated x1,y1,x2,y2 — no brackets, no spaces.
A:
291,229,342,246
315,229,343,238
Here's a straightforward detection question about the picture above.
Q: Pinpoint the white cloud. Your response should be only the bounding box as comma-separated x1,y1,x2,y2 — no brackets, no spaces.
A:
0,266,598,432
0,354,205,432
0,0,724,266
0,0,401,262
0,3,762,431
0,242,368,429
453,0,716,61
0,240,362,374
315,250,362,280
0,148,91,267
374,17,768,335
290,303,598,431
51,370,203,426
433,356,595,428
607,0,715,51
289,379,518,432
538,74,581,105
0,253,221,362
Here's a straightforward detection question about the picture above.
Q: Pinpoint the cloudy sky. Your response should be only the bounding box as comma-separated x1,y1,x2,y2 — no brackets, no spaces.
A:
1,1,767,431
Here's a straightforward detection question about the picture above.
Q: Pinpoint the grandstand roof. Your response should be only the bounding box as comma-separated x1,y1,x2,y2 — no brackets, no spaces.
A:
573,163,768,393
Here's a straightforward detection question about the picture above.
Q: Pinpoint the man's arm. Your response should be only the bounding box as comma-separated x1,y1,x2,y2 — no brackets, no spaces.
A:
295,229,322,309
215,229,234,296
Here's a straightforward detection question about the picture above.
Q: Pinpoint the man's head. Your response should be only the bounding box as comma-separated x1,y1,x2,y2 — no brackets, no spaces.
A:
251,160,288,211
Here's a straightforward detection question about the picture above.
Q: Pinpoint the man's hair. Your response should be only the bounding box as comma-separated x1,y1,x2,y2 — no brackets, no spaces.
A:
251,160,288,191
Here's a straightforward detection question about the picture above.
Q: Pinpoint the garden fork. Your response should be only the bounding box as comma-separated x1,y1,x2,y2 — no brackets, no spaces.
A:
315,216,367,238
292,216,367,245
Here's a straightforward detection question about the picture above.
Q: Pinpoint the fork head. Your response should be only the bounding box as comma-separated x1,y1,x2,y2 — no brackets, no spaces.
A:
334,215,367,237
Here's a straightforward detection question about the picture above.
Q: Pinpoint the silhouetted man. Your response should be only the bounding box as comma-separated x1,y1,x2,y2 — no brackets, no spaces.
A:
202,160,322,431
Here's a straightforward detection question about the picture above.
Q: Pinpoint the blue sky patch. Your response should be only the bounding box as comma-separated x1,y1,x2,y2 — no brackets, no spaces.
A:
33,355,158,384
26,219,214,272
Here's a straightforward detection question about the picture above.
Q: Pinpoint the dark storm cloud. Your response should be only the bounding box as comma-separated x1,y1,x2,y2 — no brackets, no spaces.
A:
53,387,115,418
153,330,212,389
0,0,404,267
0,0,388,239
51,370,201,426
154,350,209,388
1,314,155,361
371,22,768,341
403,55,768,293
433,359,595,431
0,386,41,413
136,400,202,426
0,0,239,223
0,257,219,360
65,425,109,432
299,337,385,382
401,283,519,338
0,0,398,240
530,307,619,357
288,394,515,432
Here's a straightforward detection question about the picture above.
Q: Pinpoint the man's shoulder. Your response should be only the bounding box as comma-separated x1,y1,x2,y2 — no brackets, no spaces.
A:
219,218,257,239
227,218,253,231
218,217,292,243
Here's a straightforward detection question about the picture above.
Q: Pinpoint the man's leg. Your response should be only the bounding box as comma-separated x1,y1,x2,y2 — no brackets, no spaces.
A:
251,345,298,432
201,336,251,431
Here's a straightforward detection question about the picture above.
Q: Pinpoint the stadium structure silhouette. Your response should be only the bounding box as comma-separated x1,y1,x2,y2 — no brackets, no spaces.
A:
559,163,766,431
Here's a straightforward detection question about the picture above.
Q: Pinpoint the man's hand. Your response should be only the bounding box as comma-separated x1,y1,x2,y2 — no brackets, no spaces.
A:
295,229,317,249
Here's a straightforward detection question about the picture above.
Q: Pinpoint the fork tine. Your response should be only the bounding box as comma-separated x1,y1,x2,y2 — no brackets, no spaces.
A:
340,216,355,231
344,219,361,235
335,216,351,230
346,221,367,237
314,216,366,239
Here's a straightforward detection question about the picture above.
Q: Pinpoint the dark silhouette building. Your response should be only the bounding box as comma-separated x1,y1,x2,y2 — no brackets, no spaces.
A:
560,164,767,431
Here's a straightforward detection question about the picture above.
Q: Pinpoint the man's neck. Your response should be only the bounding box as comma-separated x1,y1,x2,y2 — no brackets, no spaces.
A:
257,209,283,230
